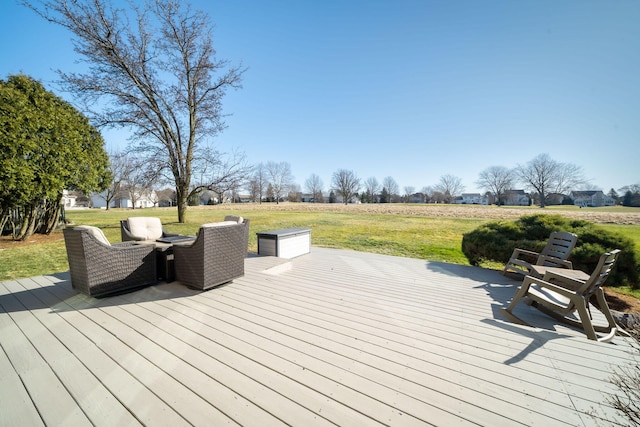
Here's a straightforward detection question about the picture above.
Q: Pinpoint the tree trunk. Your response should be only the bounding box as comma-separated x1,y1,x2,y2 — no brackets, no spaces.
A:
39,197,62,234
16,202,38,241
176,184,189,223
0,209,8,236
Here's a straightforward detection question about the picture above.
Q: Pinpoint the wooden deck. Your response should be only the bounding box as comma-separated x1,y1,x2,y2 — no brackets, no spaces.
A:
0,247,635,426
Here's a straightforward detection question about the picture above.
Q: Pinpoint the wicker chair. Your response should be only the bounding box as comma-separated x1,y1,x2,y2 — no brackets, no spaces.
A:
120,217,179,242
174,218,249,290
63,226,157,297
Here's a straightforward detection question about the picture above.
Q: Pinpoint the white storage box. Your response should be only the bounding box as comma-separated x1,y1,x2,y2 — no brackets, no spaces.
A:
256,228,311,259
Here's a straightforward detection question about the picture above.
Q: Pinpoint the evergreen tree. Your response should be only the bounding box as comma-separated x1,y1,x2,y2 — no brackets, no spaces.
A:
0,74,111,240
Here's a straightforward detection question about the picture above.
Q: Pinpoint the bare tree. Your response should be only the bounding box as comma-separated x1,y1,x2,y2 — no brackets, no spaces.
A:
363,177,381,203
96,151,129,210
403,186,415,202
434,174,465,203
265,161,294,204
420,186,432,203
431,191,446,204
332,169,360,204
477,166,514,206
250,163,268,203
124,155,161,208
382,176,399,203
191,148,252,203
156,188,176,206
287,183,302,202
304,174,324,202
516,154,585,207
27,0,245,222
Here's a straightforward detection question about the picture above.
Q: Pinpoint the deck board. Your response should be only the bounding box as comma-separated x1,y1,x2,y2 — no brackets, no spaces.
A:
0,247,635,426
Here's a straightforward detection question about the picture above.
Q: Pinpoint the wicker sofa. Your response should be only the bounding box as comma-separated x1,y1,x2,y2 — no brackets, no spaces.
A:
63,225,157,297
120,217,179,242
174,217,249,290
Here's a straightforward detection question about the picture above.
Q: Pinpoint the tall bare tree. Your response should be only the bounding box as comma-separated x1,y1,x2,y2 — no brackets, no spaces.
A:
382,176,399,203
26,0,244,222
124,154,161,208
477,166,514,206
332,169,361,205
304,173,324,203
191,148,252,203
403,186,415,202
434,174,465,203
250,163,268,203
265,161,294,204
364,177,381,203
516,154,584,207
96,151,129,210
420,186,432,203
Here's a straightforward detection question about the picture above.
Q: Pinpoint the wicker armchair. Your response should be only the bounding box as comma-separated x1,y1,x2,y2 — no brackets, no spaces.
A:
120,217,179,242
63,226,157,297
174,218,249,290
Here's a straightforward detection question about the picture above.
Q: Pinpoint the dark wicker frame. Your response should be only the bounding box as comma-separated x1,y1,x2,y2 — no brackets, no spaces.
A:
120,218,179,242
173,219,249,290
63,227,157,297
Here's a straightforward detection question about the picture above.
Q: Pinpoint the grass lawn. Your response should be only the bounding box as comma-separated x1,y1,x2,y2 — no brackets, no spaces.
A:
1,204,639,292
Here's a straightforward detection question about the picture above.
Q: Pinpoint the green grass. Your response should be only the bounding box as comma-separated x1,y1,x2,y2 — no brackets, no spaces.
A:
1,204,639,284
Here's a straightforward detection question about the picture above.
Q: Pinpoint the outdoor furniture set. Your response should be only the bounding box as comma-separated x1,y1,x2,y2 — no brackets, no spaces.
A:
63,216,249,298
500,231,622,342
64,218,621,342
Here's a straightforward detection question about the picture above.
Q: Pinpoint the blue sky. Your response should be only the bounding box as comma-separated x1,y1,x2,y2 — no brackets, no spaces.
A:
2,0,639,195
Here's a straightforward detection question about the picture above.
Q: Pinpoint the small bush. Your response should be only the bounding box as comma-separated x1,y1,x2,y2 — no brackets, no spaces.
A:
461,214,640,289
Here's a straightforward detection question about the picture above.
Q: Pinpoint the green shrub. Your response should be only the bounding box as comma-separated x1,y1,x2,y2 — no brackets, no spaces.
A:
462,214,640,289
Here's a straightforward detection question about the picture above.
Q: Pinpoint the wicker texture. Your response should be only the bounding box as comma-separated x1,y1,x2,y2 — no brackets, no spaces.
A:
225,216,250,258
174,219,249,290
63,227,157,297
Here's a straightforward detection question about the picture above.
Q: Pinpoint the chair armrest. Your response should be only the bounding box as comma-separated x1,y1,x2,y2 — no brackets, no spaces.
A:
512,248,539,257
510,248,541,264
540,270,584,292
112,241,139,248
110,242,156,254
523,275,580,298
537,255,572,269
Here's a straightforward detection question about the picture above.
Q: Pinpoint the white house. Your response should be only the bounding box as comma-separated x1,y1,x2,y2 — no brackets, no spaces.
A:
456,193,487,205
91,189,158,209
503,190,530,206
570,190,615,207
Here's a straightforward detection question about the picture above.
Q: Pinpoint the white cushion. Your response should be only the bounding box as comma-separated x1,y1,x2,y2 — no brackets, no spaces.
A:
224,215,244,224
75,225,110,246
201,221,238,228
127,217,163,240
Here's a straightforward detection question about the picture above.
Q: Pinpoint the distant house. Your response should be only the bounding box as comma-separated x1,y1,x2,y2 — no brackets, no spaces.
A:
569,190,615,207
408,193,428,203
62,190,78,208
503,190,530,206
456,193,487,205
236,194,253,203
91,189,158,209
62,190,91,208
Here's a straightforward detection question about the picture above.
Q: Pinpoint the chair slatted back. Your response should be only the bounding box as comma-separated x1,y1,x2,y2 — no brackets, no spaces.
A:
538,231,578,265
578,249,620,297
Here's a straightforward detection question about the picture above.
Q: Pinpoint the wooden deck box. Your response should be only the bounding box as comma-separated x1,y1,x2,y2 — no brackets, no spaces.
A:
257,228,311,259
